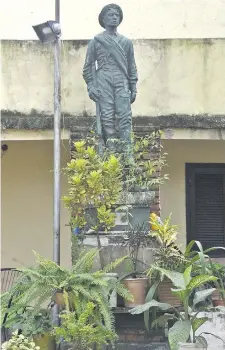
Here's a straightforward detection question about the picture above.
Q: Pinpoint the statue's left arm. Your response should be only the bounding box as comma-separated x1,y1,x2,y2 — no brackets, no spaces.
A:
128,41,138,96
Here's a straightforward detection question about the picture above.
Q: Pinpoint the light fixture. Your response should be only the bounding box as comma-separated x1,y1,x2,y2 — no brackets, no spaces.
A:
32,21,61,44
1,144,8,157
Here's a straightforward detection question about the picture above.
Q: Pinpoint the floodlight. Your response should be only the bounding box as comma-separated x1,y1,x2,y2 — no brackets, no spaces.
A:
32,20,61,44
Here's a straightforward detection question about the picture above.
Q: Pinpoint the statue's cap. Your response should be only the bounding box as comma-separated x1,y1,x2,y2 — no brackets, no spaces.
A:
98,4,123,28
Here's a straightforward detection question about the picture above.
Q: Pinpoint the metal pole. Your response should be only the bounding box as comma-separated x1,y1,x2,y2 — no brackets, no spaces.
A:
52,0,61,338
53,0,61,265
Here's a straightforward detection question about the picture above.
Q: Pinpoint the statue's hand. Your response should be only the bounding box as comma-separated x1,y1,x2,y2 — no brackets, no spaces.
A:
88,84,100,102
130,91,136,104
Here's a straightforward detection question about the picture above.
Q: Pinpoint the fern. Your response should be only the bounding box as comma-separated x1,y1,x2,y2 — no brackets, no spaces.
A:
102,256,128,273
1,249,127,340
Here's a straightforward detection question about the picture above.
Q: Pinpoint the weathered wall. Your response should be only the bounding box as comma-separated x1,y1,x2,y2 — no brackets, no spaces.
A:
160,139,225,250
1,140,71,268
1,0,225,40
2,39,225,117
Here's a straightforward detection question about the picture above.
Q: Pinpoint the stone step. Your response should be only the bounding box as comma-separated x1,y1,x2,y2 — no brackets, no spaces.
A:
103,342,169,350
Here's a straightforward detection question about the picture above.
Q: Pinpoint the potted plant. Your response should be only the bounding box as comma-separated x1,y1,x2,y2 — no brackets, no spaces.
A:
1,249,132,330
147,213,188,306
4,308,55,350
129,265,221,350
53,294,118,350
62,139,123,270
208,262,225,306
120,222,150,307
1,330,40,350
63,132,168,270
184,240,225,307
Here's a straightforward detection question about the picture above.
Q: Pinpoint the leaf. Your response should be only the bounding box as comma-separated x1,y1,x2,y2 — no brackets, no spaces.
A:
192,317,208,332
171,288,188,302
184,265,192,286
184,240,200,257
193,288,216,306
187,275,217,291
152,314,176,328
199,332,225,344
203,246,225,255
168,320,191,350
129,299,171,315
154,267,185,289
144,282,159,331
196,335,208,348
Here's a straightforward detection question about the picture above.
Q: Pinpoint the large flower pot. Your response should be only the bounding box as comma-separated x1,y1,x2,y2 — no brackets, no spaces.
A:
34,333,55,350
213,299,225,307
54,292,65,307
178,343,206,350
123,276,148,308
54,292,74,309
158,278,181,307
212,290,225,307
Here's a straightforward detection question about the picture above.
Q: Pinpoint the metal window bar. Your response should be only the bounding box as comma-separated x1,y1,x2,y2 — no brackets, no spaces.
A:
1,268,21,342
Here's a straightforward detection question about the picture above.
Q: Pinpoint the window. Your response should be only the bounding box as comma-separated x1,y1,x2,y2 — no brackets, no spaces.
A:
186,164,225,257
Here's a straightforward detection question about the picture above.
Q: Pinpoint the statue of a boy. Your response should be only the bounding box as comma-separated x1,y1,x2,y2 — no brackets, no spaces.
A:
83,4,138,157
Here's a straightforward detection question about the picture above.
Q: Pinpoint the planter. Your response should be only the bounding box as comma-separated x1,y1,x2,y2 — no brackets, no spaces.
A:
123,276,148,308
34,334,55,350
158,278,181,307
54,292,74,309
104,273,118,308
54,292,65,307
212,290,225,306
178,343,206,350
213,299,225,307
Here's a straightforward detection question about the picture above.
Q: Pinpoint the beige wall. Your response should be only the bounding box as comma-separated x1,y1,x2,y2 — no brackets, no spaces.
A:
1,140,71,268
1,0,225,40
2,39,225,116
160,140,225,250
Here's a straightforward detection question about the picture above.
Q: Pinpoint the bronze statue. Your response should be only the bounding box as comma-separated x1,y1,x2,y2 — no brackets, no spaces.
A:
83,4,138,159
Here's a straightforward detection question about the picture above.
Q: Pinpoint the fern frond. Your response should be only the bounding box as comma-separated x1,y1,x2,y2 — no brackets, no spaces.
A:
72,248,98,273
103,256,128,273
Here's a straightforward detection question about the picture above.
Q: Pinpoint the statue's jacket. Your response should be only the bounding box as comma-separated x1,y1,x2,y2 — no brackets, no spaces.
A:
83,31,138,93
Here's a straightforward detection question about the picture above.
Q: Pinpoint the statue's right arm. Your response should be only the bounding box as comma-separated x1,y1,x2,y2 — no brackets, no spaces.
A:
83,40,96,88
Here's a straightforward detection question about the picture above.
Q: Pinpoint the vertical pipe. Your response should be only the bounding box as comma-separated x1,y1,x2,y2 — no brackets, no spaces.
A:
53,0,61,337
53,0,61,266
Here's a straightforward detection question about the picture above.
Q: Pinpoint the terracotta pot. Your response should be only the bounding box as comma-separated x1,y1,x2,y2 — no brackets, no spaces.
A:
213,299,225,307
123,276,148,308
34,334,55,350
54,292,65,307
158,278,181,307
212,289,221,300
54,292,74,309
178,343,206,350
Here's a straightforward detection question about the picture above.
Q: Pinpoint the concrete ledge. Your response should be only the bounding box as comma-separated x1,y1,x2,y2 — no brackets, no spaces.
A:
118,191,155,207
1,113,225,132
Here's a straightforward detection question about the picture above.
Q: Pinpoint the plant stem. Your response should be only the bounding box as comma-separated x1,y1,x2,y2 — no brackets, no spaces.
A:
96,231,105,269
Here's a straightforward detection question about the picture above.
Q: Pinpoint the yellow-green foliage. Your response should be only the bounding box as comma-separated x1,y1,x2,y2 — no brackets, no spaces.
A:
148,214,188,275
1,331,40,350
53,297,117,350
149,213,179,247
62,140,123,230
